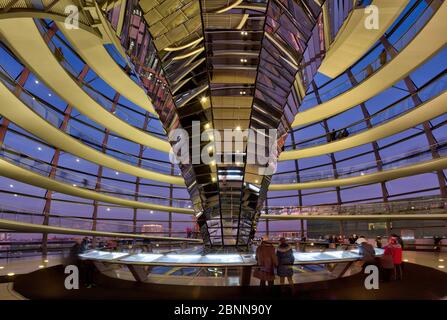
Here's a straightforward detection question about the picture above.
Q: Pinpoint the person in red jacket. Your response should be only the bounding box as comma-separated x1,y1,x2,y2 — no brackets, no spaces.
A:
385,237,403,280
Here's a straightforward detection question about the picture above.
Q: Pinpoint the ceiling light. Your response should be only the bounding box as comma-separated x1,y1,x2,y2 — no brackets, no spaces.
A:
212,177,217,182
150,210,154,214
200,96,208,103
210,160,216,166
208,146,213,152
14,194,18,197
37,147,42,151
115,171,119,175
235,126,241,131
0,266,4,269
236,162,241,166
44,259,49,263
72,184,77,187
439,265,445,269
439,259,445,262
38,265,44,269
76,158,80,162
204,123,211,130
34,80,39,84
255,179,259,184
9,184,13,188
106,208,111,211
48,93,52,97
7,272,15,276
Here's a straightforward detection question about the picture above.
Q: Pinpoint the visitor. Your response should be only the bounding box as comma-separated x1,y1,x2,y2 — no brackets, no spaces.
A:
381,241,394,282
66,238,82,266
391,233,404,249
386,237,403,280
434,236,442,252
330,129,336,142
276,237,295,292
348,234,356,245
356,236,376,270
254,236,278,288
78,237,95,288
80,237,90,253
376,236,382,248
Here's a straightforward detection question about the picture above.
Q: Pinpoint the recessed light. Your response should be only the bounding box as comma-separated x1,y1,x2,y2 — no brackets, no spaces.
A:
115,171,119,175
9,184,13,188
439,259,445,262
438,265,445,269
34,80,39,84
38,265,44,269
14,194,18,197
48,93,52,97
0,266,4,270
255,180,259,183
7,272,15,276
150,210,154,214
76,158,80,162
72,184,77,187
44,259,49,263
106,208,111,211
37,147,42,151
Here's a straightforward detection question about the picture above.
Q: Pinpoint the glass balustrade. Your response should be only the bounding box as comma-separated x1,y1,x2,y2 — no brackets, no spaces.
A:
286,71,447,150
0,146,192,209
273,141,447,184
262,197,447,216
0,67,176,175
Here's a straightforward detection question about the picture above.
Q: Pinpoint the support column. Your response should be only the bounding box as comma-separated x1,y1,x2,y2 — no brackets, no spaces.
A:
91,92,120,247
311,81,343,211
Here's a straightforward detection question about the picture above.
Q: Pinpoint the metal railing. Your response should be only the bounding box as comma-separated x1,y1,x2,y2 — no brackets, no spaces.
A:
0,146,192,209
273,141,447,184
262,197,447,216
285,70,447,150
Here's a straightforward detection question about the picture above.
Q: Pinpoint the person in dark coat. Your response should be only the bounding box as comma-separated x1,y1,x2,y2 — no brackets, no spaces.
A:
376,236,382,248
254,236,278,287
276,237,295,291
356,237,376,270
